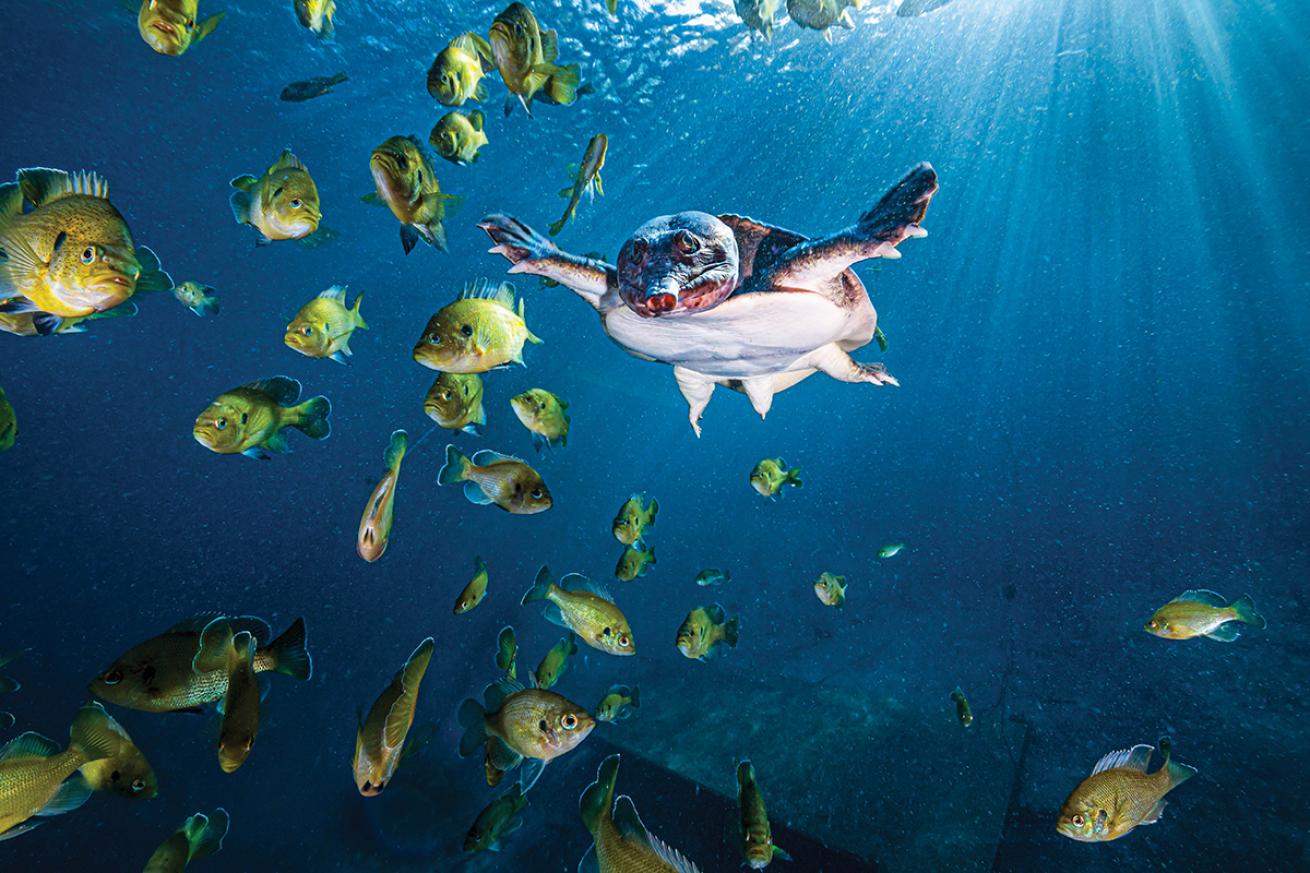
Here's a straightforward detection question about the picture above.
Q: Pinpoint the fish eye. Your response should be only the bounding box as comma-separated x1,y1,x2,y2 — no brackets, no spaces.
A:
216,417,228,430
185,16,194,28
1071,814,1085,827
531,488,543,499
427,333,442,345
618,634,630,647
131,778,146,793
81,246,96,264
302,325,313,336
103,669,123,685
460,324,473,337
290,198,303,208
561,713,579,730
441,391,453,401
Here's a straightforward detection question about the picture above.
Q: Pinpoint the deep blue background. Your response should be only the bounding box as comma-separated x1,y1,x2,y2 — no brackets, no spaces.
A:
1,0,1307,869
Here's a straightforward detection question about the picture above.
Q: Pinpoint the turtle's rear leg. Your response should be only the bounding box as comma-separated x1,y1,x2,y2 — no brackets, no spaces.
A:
809,343,900,387
674,367,715,437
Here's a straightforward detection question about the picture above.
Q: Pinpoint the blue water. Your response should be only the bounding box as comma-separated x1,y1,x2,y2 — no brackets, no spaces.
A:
2,0,1308,869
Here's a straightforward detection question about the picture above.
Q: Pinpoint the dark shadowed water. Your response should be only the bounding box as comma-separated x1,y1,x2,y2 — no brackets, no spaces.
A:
1,0,1308,870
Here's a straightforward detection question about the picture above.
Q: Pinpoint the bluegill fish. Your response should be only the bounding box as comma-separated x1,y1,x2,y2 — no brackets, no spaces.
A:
454,556,491,614
1056,738,1196,842
216,631,259,774
192,376,331,460
79,709,158,799
533,634,578,690
427,33,494,106
612,494,658,545
280,71,347,102
579,754,703,873
284,285,367,365
615,543,656,582
353,638,435,796
749,458,801,499
464,783,528,853
496,626,517,680
812,572,846,608
950,688,973,728
229,150,321,243
1144,590,1266,642
142,808,229,873
293,0,335,38
737,760,790,869
695,569,729,588
425,372,486,435
523,566,635,656
594,684,639,724
676,604,739,661
878,542,904,559
510,388,569,450
367,135,459,254
357,430,407,563
137,0,225,56
173,281,219,317
439,445,552,514
487,3,582,116
431,110,489,166
413,281,542,373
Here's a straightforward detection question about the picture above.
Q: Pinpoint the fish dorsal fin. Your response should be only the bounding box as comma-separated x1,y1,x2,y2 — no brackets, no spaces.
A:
541,28,559,62
241,376,302,407
559,573,613,602
0,182,23,222
385,638,435,749
471,449,521,466
1091,744,1153,775
613,796,650,845
229,616,272,646
18,168,109,206
485,676,525,711
704,603,727,624
193,617,234,674
0,731,59,760
648,830,703,873
166,612,227,634
318,284,348,302
271,149,304,173
1171,589,1227,607
718,214,807,283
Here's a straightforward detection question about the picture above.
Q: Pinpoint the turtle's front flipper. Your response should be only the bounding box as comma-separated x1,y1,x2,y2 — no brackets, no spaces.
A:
808,343,900,387
770,163,938,289
479,214,619,312
674,367,716,437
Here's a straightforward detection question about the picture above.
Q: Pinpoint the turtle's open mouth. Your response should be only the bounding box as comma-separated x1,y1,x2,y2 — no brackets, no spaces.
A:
625,267,736,318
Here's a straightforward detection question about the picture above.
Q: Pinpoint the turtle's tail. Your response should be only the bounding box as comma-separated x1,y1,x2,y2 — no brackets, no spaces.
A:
857,163,939,258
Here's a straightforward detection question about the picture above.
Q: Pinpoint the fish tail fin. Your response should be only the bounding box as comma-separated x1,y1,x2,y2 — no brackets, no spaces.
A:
548,217,567,237
351,291,368,330
1230,594,1266,629
1157,737,1197,789
544,64,581,106
196,294,220,317
384,430,408,470
786,467,803,488
329,70,348,86
265,618,312,681
438,443,471,485
521,565,554,605
68,703,118,764
182,808,230,862
723,615,741,648
737,759,756,790
289,396,332,440
457,698,487,757
579,753,620,836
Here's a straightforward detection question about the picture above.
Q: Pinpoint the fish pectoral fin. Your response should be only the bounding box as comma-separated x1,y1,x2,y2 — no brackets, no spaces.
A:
262,432,292,455
36,774,93,818
195,11,225,41
518,758,547,793
0,228,47,294
577,843,600,873
1140,799,1167,826
242,447,273,461
1204,622,1244,642
463,480,495,505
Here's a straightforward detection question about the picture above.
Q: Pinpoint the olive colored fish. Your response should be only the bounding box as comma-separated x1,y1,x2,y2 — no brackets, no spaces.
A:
458,675,594,791
90,615,312,713
428,32,494,106
357,430,407,563
431,110,490,166
439,445,552,514
413,281,542,373
676,604,739,662
229,150,320,243
878,542,904,558
488,3,582,116
0,704,119,841
534,634,578,690
454,556,491,614
1056,737,1197,842
280,71,347,102
615,544,656,582
192,376,331,460
215,631,259,774
79,709,158,799
813,572,846,608
612,494,658,545
293,0,335,38
550,134,607,236
579,754,703,873
737,760,790,869
950,688,973,728
496,626,518,679
367,135,459,254
510,388,570,450
749,458,802,499
137,0,225,56
284,285,368,364
0,387,15,452
0,168,172,333
786,0,863,43
735,0,782,41
594,684,639,724
173,280,219,317
523,566,636,656
425,372,486,435
354,638,436,796
1144,589,1266,642
464,783,528,853
695,569,729,588
142,808,229,873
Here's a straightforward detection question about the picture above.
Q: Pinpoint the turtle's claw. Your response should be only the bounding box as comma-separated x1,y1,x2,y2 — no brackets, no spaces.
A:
855,361,900,387
479,214,558,268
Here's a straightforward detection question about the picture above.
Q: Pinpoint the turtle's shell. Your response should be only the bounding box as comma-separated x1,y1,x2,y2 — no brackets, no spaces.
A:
602,215,875,379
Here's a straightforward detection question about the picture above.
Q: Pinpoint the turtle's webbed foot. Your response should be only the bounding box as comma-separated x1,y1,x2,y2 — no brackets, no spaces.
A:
478,214,559,273
857,162,939,257
853,361,900,387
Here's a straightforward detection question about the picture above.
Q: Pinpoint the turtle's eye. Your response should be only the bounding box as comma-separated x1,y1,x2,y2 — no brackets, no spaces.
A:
630,238,648,260
215,418,227,430
561,713,579,730
103,669,123,685
674,230,699,254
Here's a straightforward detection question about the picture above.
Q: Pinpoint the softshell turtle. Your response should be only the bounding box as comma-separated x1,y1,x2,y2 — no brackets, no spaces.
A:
479,162,937,436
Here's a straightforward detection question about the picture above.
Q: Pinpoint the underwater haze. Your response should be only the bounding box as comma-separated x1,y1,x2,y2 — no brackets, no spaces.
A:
2,0,1309,870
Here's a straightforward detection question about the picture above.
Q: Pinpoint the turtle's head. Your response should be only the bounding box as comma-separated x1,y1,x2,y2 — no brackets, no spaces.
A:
618,212,739,318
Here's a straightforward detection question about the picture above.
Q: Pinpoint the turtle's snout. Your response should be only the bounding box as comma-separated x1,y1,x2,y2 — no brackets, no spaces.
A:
646,292,677,313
